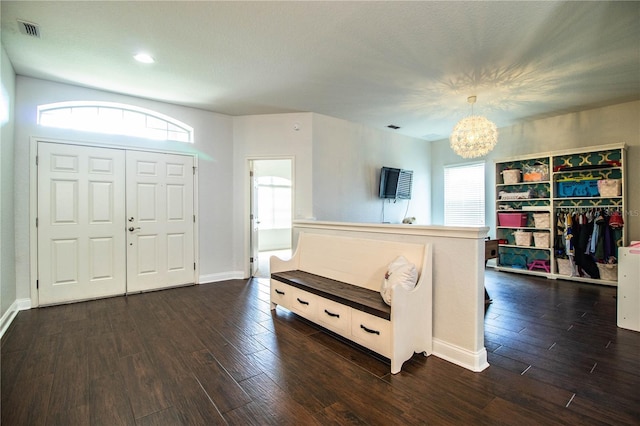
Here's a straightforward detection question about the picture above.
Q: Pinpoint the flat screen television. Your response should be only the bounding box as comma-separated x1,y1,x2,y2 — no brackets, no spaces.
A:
379,167,413,199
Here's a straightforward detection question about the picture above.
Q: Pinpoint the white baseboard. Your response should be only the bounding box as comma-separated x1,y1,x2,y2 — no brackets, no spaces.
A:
199,271,246,284
1,298,32,339
432,338,489,372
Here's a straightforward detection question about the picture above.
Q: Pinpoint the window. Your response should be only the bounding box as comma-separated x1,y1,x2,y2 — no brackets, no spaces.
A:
257,176,292,229
37,101,194,143
444,162,485,226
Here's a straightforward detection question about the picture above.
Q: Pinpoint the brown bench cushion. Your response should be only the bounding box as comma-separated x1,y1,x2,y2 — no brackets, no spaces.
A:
271,270,391,320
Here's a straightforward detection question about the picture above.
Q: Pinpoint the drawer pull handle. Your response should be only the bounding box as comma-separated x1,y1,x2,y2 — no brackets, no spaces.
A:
297,298,310,306
275,289,285,295
324,309,340,318
360,324,380,335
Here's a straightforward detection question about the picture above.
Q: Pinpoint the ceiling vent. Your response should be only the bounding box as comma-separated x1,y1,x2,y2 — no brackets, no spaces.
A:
17,20,40,38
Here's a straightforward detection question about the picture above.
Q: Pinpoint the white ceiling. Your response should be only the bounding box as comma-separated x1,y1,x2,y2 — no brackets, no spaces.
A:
2,1,639,141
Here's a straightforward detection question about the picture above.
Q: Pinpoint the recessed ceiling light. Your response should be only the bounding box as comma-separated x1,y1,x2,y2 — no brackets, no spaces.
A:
134,53,155,64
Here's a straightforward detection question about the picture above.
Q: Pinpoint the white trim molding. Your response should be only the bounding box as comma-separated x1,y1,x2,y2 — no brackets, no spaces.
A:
432,338,489,372
1,298,32,339
199,271,246,284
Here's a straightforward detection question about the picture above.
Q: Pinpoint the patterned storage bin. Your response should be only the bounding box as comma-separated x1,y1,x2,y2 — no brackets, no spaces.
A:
557,179,599,197
501,169,522,184
597,179,621,197
533,232,550,248
533,213,550,229
597,263,618,281
556,258,573,276
514,231,532,247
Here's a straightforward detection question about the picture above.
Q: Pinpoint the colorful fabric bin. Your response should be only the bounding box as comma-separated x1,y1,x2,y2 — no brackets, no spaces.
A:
498,213,528,227
557,179,599,197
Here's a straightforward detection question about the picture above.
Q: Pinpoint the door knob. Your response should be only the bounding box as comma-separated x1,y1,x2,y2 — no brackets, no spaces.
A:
128,227,141,232
128,217,135,222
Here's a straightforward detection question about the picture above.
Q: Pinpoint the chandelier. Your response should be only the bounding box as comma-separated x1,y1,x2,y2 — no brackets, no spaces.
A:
449,96,498,159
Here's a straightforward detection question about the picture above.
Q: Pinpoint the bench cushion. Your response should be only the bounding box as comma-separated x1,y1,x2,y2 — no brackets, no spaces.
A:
271,270,391,320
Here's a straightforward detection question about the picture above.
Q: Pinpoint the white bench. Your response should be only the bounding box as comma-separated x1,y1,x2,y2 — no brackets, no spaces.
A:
270,232,432,374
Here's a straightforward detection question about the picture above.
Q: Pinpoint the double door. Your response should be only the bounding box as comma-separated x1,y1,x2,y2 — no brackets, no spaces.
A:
37,142,195,305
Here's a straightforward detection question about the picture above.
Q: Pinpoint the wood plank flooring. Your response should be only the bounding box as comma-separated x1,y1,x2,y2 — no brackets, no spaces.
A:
2,269,639,425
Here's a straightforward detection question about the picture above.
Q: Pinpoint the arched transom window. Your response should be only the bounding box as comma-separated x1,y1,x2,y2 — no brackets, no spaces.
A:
37,101,194,143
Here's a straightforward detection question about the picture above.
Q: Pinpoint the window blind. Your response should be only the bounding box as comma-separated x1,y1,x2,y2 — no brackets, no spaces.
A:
444,162,485,226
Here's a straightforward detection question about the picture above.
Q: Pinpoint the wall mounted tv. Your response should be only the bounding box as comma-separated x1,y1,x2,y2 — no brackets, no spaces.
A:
379,167,413,200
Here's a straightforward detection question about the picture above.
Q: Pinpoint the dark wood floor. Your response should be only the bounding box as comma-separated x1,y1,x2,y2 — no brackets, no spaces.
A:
2,269,639,425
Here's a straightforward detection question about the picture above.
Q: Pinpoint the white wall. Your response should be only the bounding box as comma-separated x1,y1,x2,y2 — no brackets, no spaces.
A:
312,113,431,225
1,45,17,319
259,229,291,251
233,113,313,276
233,113,432,276
430,100,640,242
13,77,235,301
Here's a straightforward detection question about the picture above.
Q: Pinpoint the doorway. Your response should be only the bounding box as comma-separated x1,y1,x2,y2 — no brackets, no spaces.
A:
37,141,196,305
249,159,293,278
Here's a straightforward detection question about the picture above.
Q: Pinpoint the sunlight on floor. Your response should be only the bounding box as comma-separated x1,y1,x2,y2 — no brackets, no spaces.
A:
256,249,291,278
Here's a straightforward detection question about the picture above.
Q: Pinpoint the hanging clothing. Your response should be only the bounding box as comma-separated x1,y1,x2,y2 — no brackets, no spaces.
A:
573,217,599,279
565,213,574,255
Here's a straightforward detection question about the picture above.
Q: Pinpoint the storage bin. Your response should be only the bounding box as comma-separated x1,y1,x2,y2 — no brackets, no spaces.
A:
498,213,528,227
533,232,550,248
501,169,521,184
597,179,621,197
556,258,573,276
498,190,534,200
514,231,532,247
533,213,550,229
523,163,549,182
557,179,599,197
597,263,618,281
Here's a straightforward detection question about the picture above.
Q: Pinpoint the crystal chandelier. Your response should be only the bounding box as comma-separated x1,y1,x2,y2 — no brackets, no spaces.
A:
450,96,498,159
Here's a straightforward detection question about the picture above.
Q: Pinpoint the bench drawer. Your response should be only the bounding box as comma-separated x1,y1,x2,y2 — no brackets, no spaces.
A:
350,310,391,358
270,280,292,307
288,287,318,320
316,298,351,335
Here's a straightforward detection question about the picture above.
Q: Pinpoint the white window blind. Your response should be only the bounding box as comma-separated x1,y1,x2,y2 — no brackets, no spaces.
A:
444,162,485,226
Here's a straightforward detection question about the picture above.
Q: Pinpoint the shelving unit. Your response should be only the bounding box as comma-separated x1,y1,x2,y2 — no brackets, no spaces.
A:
494,144,626,286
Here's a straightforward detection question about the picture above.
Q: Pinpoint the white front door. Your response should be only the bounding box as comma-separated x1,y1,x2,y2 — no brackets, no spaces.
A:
37,142,196,305
37,142,127,305
125,150,195,292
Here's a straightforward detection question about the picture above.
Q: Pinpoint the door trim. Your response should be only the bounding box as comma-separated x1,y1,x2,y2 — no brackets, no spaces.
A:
244,156,295,279
29,136,199,307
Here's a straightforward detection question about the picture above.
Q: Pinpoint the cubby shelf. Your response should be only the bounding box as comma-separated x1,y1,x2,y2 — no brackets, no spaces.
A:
494,143,626,286
496,227,549,231
499,244,551,250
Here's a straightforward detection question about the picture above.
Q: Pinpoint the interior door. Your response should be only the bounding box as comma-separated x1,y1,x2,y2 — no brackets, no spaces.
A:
250,165,260,276
37,142,126,305
126,150,195,292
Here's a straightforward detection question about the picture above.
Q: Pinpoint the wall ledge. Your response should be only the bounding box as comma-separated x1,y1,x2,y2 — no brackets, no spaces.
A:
293,220,489,240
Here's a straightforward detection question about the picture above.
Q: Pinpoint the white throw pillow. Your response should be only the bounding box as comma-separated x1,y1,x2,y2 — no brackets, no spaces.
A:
380,256,418,306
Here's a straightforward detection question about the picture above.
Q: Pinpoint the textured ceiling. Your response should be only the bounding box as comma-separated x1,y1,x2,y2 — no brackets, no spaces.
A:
1,1,639,141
